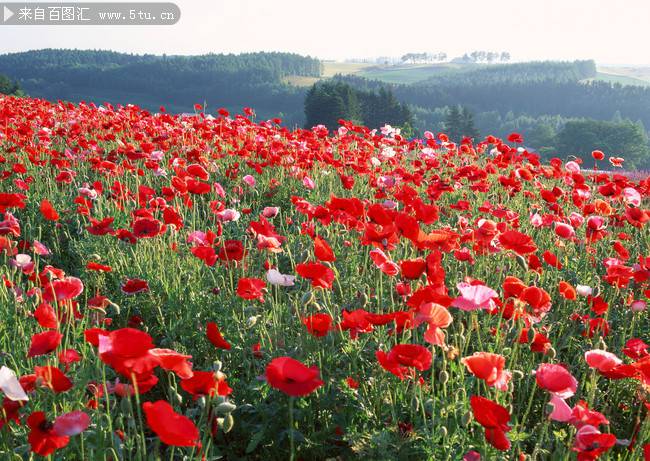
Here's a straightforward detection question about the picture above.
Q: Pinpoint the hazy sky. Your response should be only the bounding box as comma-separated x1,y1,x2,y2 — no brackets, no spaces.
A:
1,0,650,65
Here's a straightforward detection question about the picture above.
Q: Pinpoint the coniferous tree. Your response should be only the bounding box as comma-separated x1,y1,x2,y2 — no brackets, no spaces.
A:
460,106,480,140
444,105,463,141
0,74,21,96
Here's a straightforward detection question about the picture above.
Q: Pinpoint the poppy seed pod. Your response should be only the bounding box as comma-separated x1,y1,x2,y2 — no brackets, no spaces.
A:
216,402,237,414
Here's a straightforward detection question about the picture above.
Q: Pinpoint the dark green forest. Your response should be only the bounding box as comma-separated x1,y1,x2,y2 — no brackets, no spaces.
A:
304,81,413,133
0,74,22,96
1,50,649,167
0,49,321,125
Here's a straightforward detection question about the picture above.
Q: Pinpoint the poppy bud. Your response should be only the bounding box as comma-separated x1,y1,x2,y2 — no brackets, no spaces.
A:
222,413,234,433
213,360,223,373
246,315,259,328
173,392,183,405
301,291,315,306
216,402,237,414
197,396,206,409
515,254,528,271
438,426,448,438
547,347,557,359
439,370,449,385
512,370,524,380
424,399,434,413
597,337,607,350
109,301,121,315
461,411,472,427
120,398,131,414
359,292,369,307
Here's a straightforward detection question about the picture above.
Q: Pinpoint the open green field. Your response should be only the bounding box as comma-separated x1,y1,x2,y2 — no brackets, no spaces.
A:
286,61,466,86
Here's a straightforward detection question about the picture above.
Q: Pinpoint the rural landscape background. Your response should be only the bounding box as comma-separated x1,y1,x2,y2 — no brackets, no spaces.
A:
2,50,650,169
0,0,649,460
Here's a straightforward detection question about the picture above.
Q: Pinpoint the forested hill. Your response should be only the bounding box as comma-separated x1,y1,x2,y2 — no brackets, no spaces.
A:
0,49,322,123
334,60,650,125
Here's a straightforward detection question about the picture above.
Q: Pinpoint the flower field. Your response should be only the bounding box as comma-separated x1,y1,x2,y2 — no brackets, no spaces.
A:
0,95,649,460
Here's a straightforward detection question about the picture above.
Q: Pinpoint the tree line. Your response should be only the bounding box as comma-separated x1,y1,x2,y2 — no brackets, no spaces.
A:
304,81,413,133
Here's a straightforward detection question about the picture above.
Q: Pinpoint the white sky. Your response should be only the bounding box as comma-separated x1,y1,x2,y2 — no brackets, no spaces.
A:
1,0,650,65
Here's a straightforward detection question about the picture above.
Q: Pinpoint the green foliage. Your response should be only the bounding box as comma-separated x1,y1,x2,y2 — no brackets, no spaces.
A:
557,119,650,168
305,81,412,131
0,49,321,123
443,106,479,141
0,73,22,96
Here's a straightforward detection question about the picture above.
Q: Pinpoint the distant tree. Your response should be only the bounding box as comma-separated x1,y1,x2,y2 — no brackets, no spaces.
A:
305,81,412,131
0,74,22,96
500,52,511,62
444,105,463,140
528,123,557,159
557,119,650,168
460,106,480,140
304,81,361,130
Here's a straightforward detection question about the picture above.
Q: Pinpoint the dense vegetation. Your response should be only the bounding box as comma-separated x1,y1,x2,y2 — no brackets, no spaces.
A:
0,95,648,460
0,49,321,124
333,61,650,167
0,74,22,96
304,81,413,132
1,50,649,167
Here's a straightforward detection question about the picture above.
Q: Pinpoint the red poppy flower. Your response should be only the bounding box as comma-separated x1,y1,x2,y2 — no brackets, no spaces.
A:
34,366,73,393
120,278,149,295
0,193,27,211
132,217,164,239
217,240,245,262
302,313,332,338
27,412,70,456
462,352,511,391
265,357,323,397
622,338,648,359
369,249,400,276
296,262,335,289
399,258,427,280
376,344,432,379
34,303,58,329
39,199,60,221
142,401,200,447
314,236,336,262
558,281,577,300
206,322,231,350
28,330,62,357
191,246,217,266
591,150,605,161
86,261,112,272
236,277,266,302
148,349,194,379
52,411,90,436
535,363,577,398
86,217,115,236
498,230,537,255
507,133,523,143
180,370,232,399
543,251,563,269
470,396,511,451
97,328,159,378
572,424,616,460
42,277,84,302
